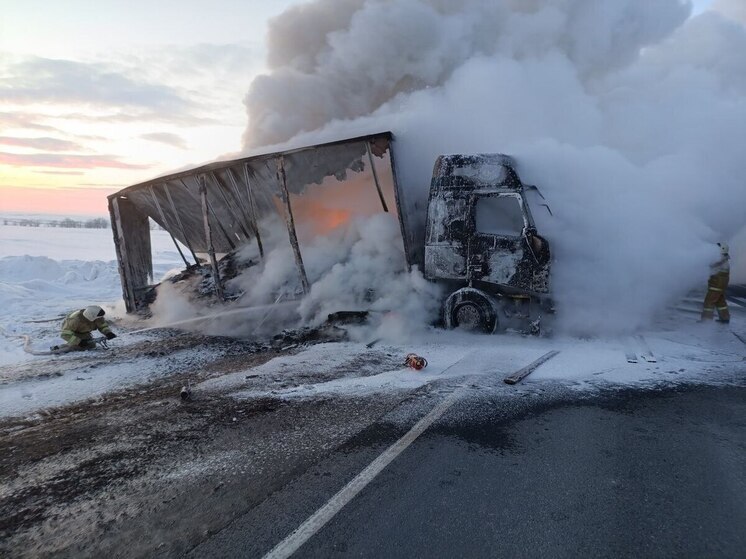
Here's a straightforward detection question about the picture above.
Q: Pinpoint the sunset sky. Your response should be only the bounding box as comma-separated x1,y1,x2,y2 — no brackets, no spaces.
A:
0,0,716,217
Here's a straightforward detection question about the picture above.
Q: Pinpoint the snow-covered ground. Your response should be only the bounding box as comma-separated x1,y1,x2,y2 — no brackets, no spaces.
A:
0,224,744,421
0,225,183,365
203,323,746,403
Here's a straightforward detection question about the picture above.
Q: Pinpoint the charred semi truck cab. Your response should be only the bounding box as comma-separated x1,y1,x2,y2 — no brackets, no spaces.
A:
424,154,552,333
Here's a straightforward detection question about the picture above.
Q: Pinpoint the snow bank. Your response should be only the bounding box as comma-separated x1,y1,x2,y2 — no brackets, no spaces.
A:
0,227,184,365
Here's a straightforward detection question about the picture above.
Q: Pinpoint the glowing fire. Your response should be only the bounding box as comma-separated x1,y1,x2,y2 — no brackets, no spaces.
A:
288,168,396,241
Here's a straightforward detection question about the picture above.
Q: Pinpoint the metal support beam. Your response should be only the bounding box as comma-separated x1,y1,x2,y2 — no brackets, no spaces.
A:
276,156,309,294
163,182,200,265
241,164,265,258
149,186,190,268
209,171,254,241
199,176,225,300
180,178,236,251
366,141,389,213
226,167,263,259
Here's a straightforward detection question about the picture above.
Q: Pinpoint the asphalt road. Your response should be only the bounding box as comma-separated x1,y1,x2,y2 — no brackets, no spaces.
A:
192,381,746,558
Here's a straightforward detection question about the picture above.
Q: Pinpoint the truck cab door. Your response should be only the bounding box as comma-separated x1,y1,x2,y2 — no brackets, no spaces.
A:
467,193,527,287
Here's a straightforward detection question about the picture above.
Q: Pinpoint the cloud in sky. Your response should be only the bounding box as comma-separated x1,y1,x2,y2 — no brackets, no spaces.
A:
160,43,264,78
713,0,746,23
0,136,83,151
0,111,58,132
140,132,188,149
0,56,193,112
0,152,152,170
48,110,218,127
0,2,298,216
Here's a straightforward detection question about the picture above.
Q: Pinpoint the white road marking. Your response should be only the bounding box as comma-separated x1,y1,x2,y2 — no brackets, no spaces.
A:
263,387,462,559
264,351,549,558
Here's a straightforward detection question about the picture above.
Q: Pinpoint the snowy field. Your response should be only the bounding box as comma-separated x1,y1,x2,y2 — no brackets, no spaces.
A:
0,223,744,420
0,225,184,364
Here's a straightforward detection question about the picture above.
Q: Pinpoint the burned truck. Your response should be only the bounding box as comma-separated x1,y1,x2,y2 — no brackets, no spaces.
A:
108,132,551,334
424,154,552,333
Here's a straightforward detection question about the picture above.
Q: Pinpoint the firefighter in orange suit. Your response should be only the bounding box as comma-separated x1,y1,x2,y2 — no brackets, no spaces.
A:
701,242,730,324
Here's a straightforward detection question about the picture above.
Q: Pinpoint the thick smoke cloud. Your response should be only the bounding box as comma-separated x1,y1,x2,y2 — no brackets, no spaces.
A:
226,214,443,341
713,0,746,25
239,0,746,335
245,0,691,147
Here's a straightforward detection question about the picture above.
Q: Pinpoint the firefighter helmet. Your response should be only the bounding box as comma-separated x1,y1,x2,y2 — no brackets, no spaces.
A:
83,305,105,321
717,242,729,256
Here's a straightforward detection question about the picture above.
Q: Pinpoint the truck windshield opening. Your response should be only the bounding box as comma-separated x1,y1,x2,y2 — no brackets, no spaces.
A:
476,195,524,236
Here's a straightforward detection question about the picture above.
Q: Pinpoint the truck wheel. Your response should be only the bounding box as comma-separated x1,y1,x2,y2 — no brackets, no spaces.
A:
444,289,497,334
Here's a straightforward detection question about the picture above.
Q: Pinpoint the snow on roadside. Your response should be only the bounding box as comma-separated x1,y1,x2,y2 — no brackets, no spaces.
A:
0,342,242,420
0,226,182,365
203,321,746,403
1,225,744,420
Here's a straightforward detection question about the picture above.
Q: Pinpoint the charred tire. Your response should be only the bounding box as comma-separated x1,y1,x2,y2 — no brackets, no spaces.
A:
444,288,498,334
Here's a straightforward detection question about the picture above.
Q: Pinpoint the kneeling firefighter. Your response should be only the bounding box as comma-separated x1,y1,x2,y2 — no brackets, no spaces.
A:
59,305,117,350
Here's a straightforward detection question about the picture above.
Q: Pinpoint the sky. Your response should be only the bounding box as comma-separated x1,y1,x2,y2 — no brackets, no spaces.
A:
0,0,298,216
0,0,717,216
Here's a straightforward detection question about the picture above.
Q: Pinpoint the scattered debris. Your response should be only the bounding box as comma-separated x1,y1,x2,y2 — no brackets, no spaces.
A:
504,350,560,385
327,311,369,324
270,323,348,349
404,353,428,370
180,381,192,402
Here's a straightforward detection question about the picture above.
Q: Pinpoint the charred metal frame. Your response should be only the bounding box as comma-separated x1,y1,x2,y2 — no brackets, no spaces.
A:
276,156,310,294
108,132,407,313
423,153,551,299
199,175,225,300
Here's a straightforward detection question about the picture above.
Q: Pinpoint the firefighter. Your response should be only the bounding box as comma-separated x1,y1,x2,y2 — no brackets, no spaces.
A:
59,305,117,350
701,242,730,324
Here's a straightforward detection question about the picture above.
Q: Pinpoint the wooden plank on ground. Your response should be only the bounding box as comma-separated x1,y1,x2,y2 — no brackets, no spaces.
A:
504,350,560,385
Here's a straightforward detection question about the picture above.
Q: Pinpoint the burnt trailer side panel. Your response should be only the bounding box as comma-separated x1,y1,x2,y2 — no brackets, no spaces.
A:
109,195,153,313
108,131,413,313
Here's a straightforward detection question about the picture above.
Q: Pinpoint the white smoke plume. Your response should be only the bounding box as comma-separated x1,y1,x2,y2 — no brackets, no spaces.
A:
227,213,442,341
713,0,746,25
238,0,746,335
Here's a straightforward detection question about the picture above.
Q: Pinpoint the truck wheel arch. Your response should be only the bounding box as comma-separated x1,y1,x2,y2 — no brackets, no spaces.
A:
443,288,498,334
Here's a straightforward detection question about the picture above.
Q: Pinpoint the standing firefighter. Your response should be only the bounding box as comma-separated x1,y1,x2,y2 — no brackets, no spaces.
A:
59,305,117,350
701,242,730,324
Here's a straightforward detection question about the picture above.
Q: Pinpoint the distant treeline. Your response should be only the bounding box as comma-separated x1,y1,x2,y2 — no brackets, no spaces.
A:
2,217,110,229
2,218,165,230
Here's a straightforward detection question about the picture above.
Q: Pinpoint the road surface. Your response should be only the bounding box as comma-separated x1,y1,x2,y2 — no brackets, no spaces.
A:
191,378,746,558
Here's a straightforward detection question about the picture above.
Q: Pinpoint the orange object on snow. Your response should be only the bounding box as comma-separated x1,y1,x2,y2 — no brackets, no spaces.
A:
404,353,428,370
